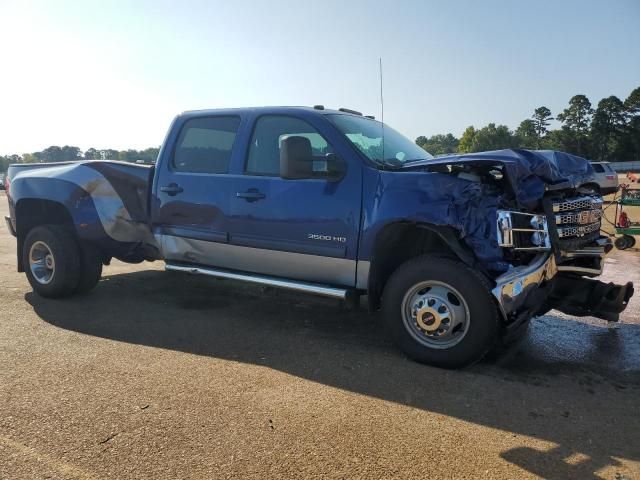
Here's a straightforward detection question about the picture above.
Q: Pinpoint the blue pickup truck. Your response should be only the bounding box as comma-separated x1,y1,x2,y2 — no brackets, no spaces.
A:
5,106,634,367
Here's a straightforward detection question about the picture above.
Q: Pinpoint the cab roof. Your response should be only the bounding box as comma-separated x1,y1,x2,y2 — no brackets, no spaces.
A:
179,106,375,119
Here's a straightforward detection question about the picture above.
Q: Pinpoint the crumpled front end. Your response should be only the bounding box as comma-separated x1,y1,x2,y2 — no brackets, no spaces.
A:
403,149,634,323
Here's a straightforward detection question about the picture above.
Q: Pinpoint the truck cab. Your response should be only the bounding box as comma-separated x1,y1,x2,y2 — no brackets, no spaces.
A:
5,106,634,368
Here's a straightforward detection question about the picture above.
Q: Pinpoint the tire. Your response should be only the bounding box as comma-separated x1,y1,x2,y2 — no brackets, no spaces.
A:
615,235,635,250
382,255,499,368
75,242,103,294
23,225,81,298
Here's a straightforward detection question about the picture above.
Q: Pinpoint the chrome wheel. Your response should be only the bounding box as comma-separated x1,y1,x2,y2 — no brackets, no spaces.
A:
401,281,470,349
29,241,56,285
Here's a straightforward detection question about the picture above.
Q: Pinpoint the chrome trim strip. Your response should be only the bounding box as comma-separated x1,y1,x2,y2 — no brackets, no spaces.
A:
557,265,603,275
165,263,349,299
561,246,606,258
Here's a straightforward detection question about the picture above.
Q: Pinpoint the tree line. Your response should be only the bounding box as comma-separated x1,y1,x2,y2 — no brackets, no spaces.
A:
0,146,160,173
2,86,638,173
416,86,640,161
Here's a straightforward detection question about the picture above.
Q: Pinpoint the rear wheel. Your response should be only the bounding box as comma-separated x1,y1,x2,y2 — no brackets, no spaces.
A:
382,256,499,368
75,242,103,294
23,225,81,298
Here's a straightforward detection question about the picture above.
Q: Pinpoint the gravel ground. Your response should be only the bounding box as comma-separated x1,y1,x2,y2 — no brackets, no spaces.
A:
0,191,639,480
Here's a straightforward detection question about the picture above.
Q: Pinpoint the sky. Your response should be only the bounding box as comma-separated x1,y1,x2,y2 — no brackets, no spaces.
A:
0,0,639,155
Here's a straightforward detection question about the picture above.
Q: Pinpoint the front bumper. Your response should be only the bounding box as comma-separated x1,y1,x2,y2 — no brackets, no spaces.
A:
4,215,16,237
492,239,634,323
492,253,557,318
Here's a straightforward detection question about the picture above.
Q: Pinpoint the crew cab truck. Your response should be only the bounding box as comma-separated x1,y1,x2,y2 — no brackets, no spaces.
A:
5,106,634,368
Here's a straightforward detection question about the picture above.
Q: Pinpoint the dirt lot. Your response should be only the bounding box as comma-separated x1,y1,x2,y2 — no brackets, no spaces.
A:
0,191,639,479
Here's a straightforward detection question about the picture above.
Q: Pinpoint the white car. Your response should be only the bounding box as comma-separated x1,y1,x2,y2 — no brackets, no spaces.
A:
590,162,619,195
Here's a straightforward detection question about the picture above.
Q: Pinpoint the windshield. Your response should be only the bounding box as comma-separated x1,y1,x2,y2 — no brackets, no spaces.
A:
328,114,434,166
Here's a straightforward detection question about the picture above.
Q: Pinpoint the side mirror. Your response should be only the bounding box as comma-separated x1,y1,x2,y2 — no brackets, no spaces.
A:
280,136,313,180
280,136,346,181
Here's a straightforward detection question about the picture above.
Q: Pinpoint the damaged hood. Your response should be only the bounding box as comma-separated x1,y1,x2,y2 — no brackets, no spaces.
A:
404,149,596,208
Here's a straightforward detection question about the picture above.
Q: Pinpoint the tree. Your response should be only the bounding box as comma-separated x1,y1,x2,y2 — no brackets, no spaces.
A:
591,96,627,161
469,123,518,152
556,95,593,156
84,148,101,159
21,153,38,163
621,87,640,161
531,107,553,147
32,146,81,162
624,87,640,116
515,119,538,149
416,133,459,156
458,126,476,153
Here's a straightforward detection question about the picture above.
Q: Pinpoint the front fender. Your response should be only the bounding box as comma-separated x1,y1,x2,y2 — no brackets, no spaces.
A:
359,168,506,271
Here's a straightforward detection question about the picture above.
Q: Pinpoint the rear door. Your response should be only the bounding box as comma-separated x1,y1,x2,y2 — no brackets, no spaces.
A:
228,114,362,287
153,114,243,265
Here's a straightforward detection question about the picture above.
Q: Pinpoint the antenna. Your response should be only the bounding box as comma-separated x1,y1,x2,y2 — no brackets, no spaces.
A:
379,57,385,163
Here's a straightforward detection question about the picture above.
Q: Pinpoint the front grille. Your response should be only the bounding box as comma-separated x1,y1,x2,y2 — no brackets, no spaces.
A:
555,209,602,225
552,196,603,213
557,221,601,238
550,194,603,247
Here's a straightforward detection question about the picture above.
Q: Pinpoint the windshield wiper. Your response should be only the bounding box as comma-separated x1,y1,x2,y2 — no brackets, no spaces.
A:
376,158,404,170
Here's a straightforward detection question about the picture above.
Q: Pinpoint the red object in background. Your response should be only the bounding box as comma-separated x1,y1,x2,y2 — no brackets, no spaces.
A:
627,172,639,183
619,211,630,228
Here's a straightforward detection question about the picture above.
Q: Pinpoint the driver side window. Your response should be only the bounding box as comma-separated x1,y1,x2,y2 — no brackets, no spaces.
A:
246,115,333,176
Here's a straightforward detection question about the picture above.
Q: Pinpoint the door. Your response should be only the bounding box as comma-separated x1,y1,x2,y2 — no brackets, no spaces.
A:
153,115,242,265
229,114,362,287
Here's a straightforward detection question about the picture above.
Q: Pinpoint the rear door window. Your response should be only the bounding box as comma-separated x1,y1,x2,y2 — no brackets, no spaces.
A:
173,116,241,174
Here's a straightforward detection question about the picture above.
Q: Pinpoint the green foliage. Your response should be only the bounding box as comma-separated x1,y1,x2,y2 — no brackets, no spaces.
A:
457,126,476,153
0,146,160,172
416,133,459,156
515,119,538,149
414,86,640,161
531,106,553,147
556,95,593,156
624,87,640,115
591,96,627,161
469,123,518,152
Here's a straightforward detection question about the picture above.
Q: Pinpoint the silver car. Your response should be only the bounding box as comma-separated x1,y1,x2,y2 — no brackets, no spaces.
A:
591,161,619,195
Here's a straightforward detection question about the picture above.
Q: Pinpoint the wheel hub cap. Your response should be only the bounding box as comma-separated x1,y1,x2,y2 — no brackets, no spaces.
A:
29,241,55,285
415,306,441,332
402,281,470,349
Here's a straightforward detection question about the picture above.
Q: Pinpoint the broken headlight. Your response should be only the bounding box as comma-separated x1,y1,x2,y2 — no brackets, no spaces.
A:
497,210,551,251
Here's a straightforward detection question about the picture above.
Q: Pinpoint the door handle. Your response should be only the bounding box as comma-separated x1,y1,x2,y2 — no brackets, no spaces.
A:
236,189,266,202
160,183,184,196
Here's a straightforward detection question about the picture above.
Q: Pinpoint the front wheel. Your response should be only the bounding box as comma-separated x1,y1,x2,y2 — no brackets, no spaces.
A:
382,256,499,368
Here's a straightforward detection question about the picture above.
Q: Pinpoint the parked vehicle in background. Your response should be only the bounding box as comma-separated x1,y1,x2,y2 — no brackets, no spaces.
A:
0,173,5,190
591,161,619,195
4,106,634,368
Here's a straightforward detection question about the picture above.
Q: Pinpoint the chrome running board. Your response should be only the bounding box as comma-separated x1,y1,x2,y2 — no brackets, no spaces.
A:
165,262,350,299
